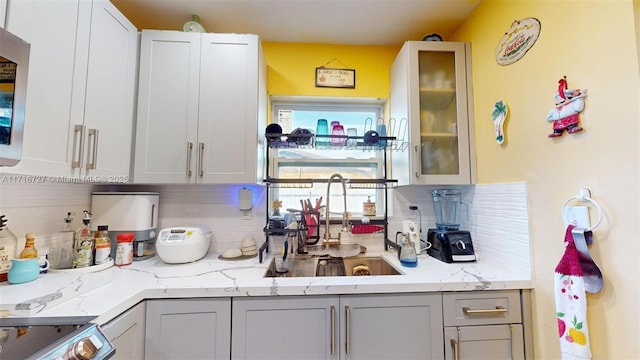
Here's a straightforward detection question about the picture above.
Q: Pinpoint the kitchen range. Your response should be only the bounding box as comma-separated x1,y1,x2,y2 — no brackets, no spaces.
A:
0,317,114,360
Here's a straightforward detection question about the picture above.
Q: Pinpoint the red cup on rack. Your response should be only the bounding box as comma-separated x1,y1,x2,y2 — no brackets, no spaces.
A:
331,124,346,146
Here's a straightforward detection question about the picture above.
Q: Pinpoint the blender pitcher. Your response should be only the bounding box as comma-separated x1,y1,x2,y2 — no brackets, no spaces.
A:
431,189,469,230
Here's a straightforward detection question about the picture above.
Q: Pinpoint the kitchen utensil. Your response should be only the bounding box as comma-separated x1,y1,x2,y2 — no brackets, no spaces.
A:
265,123,283,144
307,244,363,258
363,130,379,145
156,226,212,264
431,189,469,230
571,228,603,293
8,258,47,284
376,119,387,147
331,124,346,146
282,239,289,261
427,189,476,263
399,239,418,267
91,192,159,261
346,128,357,147
315,119,329,148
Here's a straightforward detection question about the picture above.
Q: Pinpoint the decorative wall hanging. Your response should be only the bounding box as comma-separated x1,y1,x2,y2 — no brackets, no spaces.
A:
491,100,508,144
315,58,355,89
495,17,541,65
546,76,587,138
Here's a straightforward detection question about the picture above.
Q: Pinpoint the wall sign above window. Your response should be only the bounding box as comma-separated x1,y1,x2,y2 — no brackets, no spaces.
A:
495,17,541,66
315,67,356,88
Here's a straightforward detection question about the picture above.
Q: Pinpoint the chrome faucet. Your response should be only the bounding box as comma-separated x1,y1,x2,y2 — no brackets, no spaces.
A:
324,173,350,244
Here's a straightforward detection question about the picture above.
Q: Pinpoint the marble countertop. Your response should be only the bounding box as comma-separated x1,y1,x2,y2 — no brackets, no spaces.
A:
0,249,533,325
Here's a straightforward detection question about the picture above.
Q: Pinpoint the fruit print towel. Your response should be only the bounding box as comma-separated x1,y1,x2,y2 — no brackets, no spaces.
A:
555,224,592,359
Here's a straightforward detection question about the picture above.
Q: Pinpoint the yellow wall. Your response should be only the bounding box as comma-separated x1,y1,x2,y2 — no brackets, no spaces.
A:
262,42,400,120
451,1,640,358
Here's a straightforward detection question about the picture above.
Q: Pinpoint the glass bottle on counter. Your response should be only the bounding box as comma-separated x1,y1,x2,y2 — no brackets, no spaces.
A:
0,219,18,282
73,211,94,268
93,225,111,265
19,232,38,259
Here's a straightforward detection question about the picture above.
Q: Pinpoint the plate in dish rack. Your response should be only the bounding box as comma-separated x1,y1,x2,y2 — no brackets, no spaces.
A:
49,258,114,273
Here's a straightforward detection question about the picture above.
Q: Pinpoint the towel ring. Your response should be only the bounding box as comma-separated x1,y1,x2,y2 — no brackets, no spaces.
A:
561,188,602,231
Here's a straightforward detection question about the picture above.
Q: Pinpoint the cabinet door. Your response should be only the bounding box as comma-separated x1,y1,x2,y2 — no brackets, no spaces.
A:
232,296,338,360
390,41,476,185
101,301,146,360
340,293,444,360
444,324,525,360
197,33,261,184
4,0,88,176
81,0,137,177
145,298,231,360
133,30,200,183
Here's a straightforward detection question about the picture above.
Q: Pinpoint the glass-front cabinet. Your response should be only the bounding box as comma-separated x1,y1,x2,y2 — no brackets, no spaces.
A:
390,41,476,185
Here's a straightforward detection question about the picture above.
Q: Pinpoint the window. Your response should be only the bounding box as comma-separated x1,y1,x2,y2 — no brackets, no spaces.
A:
270,97,391,217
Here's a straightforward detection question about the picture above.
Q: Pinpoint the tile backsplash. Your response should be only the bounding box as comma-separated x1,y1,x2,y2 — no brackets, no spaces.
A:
0,181,531,277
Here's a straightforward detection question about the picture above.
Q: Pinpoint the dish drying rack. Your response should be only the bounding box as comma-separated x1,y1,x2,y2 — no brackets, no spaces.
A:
259,121,403,263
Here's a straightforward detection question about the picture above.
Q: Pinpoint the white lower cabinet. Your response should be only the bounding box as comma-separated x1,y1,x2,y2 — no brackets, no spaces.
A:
145,298,231,360
442,290,529,359
231,293,444,360
100,301,146,360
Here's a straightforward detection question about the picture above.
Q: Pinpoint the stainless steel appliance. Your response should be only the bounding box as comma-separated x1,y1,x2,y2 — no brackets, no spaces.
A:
426,189,476,263
0,27,30,167
0,316,114,359
91,192,159,261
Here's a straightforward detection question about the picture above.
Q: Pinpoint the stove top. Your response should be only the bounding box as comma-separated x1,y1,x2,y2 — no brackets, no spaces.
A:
0,316,114,360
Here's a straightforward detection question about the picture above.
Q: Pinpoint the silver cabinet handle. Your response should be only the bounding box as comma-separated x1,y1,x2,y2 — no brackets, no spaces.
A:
345,305,351,356
198,142,204,177
330,305,336,356
451,339,460,360
186,142,193,176
85,128,98,170
462,306,507,315
414,144,420,178
151,204,156,228
72,125,86,169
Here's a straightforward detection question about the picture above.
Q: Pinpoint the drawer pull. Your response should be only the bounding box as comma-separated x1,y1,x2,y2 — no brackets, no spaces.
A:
462,306,507,315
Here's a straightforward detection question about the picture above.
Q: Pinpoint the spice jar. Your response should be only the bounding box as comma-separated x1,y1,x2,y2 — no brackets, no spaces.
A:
94,225,111,265
362,196,376,216
115,233,134,266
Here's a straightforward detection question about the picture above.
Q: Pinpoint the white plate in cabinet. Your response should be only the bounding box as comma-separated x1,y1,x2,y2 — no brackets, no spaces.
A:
443,290,522,326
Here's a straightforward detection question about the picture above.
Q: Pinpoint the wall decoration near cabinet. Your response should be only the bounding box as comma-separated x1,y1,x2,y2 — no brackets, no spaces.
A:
546,76,587,138
492,100,508,144
495,17,541,66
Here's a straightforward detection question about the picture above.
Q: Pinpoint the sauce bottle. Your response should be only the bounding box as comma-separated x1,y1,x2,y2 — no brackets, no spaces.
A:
73,211,94,268
19,232,38,259
94,225,111,265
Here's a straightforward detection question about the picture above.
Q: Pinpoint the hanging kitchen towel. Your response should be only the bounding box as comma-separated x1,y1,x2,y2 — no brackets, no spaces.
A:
555,224,592,359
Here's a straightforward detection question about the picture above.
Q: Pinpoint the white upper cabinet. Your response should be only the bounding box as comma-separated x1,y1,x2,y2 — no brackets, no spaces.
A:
132,30,266,184
2,0,138,178
390,41,476,185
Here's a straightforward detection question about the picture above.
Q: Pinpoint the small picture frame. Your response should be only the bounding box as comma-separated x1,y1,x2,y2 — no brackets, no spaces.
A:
315,67,355,88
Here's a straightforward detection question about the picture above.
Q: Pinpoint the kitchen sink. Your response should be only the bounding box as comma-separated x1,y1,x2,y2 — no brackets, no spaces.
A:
264,256,402,277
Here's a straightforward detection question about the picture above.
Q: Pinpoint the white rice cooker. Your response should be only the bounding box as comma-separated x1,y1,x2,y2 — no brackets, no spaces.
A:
156,226,212,264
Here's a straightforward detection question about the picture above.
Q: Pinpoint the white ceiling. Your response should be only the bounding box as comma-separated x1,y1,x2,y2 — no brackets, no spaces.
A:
111,0,481,46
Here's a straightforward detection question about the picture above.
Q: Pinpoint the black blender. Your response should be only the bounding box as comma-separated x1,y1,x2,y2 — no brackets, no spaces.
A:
426,189,476,263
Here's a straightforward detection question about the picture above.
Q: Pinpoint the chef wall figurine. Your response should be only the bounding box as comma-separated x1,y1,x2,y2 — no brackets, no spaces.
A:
547,77,587,138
